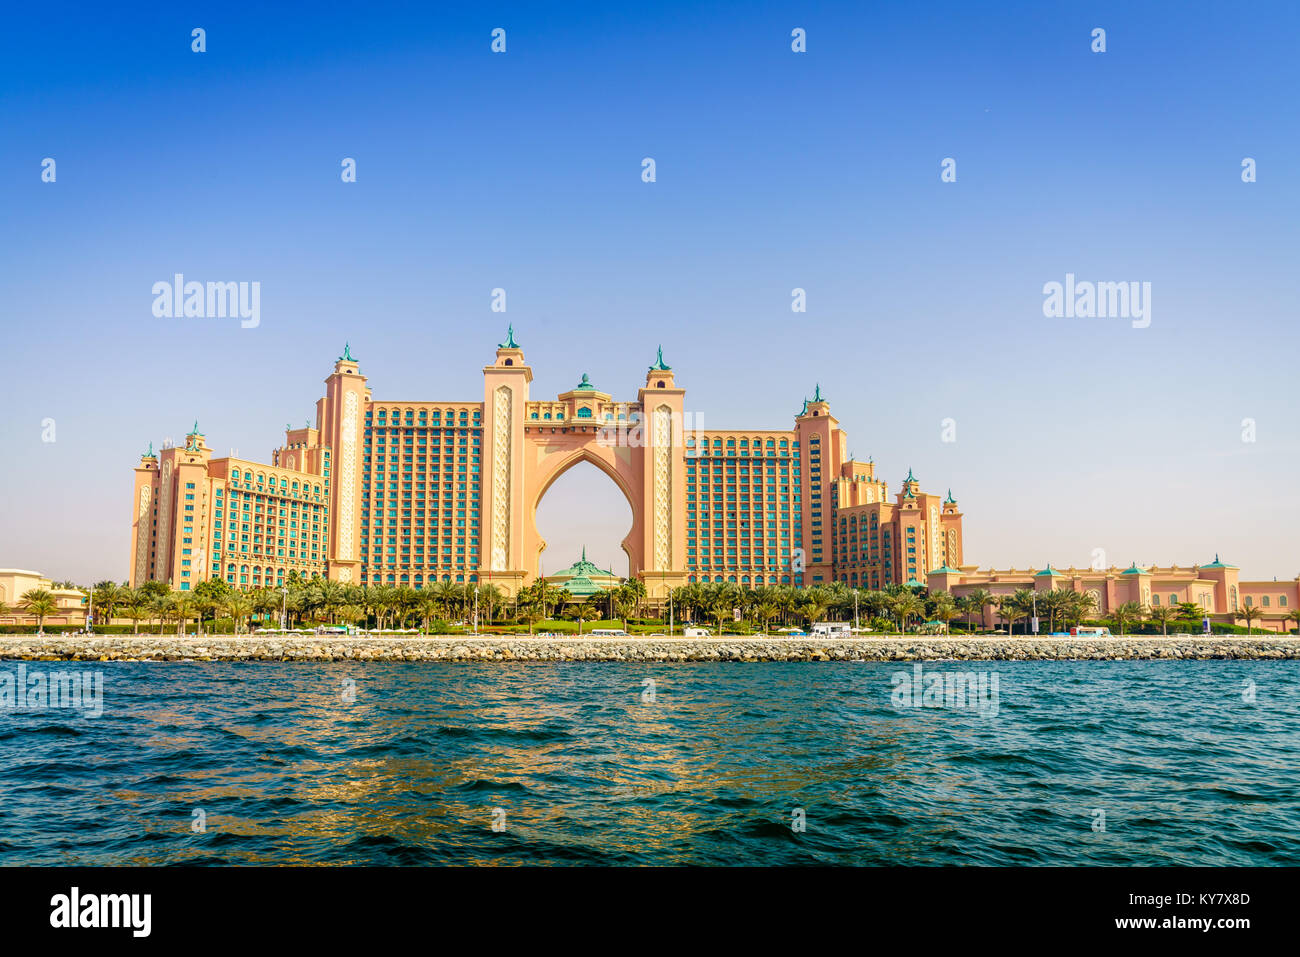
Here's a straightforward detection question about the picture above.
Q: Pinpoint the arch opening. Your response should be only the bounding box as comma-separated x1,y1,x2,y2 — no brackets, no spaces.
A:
533,461,633,578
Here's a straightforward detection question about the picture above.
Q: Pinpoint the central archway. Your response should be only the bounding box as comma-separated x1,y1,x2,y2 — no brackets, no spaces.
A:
525,444,645,580
534,461,633,577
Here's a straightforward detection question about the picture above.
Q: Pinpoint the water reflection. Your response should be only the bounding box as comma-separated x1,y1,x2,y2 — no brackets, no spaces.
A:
0,660,1297,865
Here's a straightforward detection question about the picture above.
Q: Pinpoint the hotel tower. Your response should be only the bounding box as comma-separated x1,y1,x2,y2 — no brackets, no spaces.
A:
127,332,964,599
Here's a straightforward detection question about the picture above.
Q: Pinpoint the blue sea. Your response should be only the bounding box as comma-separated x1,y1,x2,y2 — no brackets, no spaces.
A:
1,660,1297,865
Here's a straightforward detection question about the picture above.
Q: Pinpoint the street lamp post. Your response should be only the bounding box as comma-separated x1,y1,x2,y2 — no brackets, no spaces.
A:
280,586,288,633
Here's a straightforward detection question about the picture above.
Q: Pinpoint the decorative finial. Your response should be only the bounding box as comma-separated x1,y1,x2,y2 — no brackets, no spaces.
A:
813,383,823,402
499,324,518,349
191,420,199,434
581,545,587,561
145,441,154,457
286,423,292,432
649,345,671,371
905,467,915,483
340,342,355,362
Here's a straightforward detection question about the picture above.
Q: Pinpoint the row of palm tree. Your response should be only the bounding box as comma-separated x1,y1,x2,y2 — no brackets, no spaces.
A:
11,576,1298,636
665,582,978,633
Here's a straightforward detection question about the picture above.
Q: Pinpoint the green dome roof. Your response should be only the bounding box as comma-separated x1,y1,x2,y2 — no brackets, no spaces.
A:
1034,564,1065,577
1202,554,1238,569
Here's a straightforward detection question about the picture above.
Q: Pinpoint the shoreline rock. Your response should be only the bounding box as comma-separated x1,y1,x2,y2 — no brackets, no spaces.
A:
1,635,1298,663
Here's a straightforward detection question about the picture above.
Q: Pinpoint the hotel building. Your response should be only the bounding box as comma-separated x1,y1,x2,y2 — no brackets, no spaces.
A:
930,559,1299,635
127,333,962,599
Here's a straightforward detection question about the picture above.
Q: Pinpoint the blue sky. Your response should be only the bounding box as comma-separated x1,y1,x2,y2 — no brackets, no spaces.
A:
2,1,1297,583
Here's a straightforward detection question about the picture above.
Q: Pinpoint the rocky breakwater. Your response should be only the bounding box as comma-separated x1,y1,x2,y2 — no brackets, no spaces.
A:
2,634,1298,662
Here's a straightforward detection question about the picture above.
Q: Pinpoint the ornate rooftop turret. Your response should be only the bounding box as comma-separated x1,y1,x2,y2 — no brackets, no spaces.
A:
575,373,595,390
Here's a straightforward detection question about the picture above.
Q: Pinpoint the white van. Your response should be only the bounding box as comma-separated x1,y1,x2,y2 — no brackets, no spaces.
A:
684,627,712,637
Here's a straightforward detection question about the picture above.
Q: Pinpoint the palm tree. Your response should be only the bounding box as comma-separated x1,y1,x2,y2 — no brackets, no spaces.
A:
1109,600,1144,636
1038,589,1071,634
337,603,366,631
995,594,1026,636
169,593,196,636
20,589,58,635
120,588,148,634
929,592,961,634
1236,601,1263,635
891,592,925,633
91,581,125,627
416,592,442,634
964,587,993,633
1175,602,1204,631
623,577,647,620
517,595,543,631
1146,603,1177,636
751,597,780,634
433,581,462,623
224,594,254,634
1288,608,1300,636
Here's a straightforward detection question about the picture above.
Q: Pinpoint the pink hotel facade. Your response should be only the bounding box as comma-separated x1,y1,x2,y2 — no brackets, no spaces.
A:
127,335,1299,632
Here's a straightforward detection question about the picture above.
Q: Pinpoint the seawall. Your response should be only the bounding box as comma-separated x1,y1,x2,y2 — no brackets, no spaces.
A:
2,634,1298,662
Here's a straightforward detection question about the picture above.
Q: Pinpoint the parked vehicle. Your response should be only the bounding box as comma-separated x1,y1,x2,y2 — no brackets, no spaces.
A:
683,627,712,637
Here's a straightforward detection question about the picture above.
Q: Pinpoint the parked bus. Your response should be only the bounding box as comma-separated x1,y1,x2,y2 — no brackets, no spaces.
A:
589,628,628,637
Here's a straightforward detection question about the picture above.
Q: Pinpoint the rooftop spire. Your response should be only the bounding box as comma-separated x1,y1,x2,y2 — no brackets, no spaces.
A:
340,342,355,362
649,345,671,371
813,383,823,402
499,324,518,349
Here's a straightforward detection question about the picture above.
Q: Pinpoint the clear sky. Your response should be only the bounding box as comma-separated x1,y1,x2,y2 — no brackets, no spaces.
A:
2,1,1297,584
